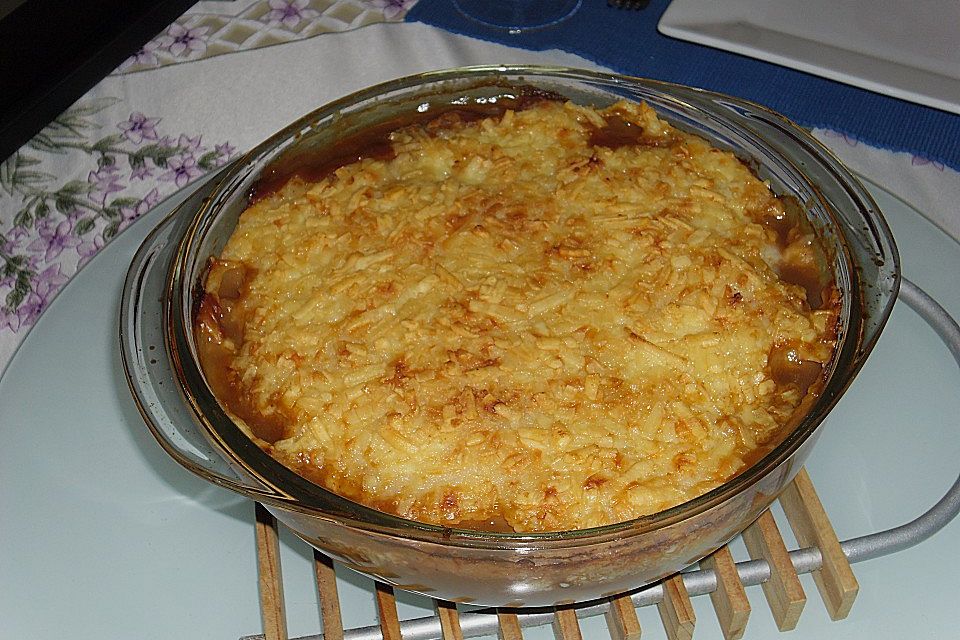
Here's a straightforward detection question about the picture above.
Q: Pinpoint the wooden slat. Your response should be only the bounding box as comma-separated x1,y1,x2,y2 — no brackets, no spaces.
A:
254,503,288,640
742,510,806,631
436,601,464,640
497,612,524,640
779,468,859,620
313,551,344,640
552,608,583,640
244,473,856,640
657,575,696,640
605,594,642,640
700,546,751,640
375,582,403,640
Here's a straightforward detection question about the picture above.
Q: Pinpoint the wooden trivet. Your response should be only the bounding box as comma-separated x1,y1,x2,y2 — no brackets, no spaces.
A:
249,467,856,640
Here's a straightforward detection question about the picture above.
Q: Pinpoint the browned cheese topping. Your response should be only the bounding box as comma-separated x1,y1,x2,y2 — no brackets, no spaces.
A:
196,98,839,532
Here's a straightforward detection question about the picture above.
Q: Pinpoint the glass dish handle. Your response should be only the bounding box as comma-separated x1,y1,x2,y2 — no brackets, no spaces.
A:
839,278,960,562
120,177,281,502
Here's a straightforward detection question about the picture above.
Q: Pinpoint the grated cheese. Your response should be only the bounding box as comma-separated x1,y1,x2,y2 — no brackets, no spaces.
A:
197,98,839,532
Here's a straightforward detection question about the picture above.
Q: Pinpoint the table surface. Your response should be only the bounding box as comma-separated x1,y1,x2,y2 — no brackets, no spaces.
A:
2,2,959,638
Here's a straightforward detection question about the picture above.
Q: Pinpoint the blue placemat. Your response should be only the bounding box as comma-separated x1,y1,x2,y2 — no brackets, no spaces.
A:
406,0,960,171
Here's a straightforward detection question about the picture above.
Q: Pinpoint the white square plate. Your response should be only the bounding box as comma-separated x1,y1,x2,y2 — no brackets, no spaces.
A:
658,0,960,115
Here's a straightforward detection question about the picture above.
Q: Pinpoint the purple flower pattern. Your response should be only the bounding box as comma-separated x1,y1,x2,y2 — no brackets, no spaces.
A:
1,226,28,258
15,292,47,328
130,164,154,181
1,101,237,342
157,23,209,57
77,233,106,267
912,155,945,171
119,39,161,70
263,0,319,27
370,0,416,19
176,134,203,155
215,142,237,162
161,154,203,188
87,164,125,205
33,263,68,300
0,307,21,333
118,112,160,144
121,188,160,223
821,130,860,147
111,1,410,75
28,219,82,262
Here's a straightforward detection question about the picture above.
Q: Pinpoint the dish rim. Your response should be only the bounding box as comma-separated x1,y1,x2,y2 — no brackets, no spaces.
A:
159,64,901,547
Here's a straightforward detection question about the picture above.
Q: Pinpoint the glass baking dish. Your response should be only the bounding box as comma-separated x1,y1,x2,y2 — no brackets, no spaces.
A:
120,65,899,607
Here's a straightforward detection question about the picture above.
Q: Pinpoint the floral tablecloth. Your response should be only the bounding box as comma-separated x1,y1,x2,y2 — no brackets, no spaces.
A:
2,0,959,376
0,0,418,371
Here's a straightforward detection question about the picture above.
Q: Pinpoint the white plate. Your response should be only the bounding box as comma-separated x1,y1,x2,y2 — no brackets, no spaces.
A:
2,179,960,639
658,0,960,115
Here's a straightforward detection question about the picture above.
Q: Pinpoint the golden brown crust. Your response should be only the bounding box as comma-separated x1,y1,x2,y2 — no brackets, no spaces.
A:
197,99,839,532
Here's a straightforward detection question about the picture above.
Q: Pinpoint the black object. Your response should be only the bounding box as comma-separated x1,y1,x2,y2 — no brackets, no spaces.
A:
606,0,652,9
0,0,199,162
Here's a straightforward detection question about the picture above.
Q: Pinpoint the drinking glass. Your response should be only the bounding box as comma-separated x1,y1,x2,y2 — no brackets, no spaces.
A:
451,0,582,32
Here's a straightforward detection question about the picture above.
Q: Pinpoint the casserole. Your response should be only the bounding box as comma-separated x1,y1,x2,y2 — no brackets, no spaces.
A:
121,65,899,606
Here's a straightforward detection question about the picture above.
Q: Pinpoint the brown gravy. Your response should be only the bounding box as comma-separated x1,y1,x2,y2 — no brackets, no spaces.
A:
588,113,676,149
195,264,290,444
249,86,566,203
767,343,824,397
756,196,832,310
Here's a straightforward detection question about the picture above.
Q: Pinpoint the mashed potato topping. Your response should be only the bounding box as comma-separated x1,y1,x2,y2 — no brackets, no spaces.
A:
196,98,839,532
